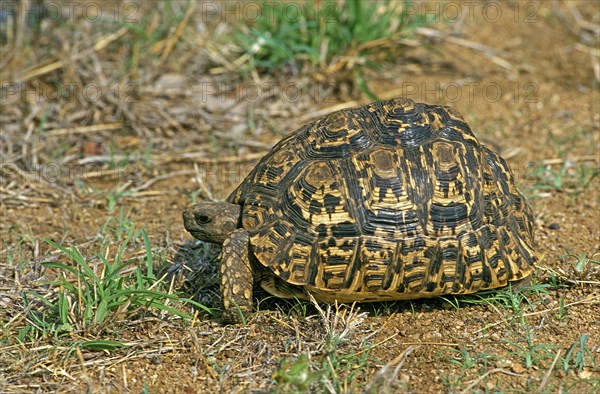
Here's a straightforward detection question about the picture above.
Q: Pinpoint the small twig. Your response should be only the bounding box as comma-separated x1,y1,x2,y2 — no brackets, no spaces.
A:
538,349,562,393
299,101,362,123
75,346,90,383
574,43,600,82
354,334,398,357
155,106,187,135
159,2,196,66
6,27,128,84
130,170,196,193
193,162,214,201
391,345,417,372
72,168,130,180
78,151,267,166
461,368,524,394
415,27,513,70
540,155,598,166
565,2,600,36
12,0,27,78
46,123,122,136
268,315,308,338
129,191,170,198
574,43,600,57
371,346,418,382
397,341,460,347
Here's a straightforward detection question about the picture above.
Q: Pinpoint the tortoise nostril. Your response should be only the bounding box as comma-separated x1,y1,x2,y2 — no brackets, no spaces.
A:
195,214,211,225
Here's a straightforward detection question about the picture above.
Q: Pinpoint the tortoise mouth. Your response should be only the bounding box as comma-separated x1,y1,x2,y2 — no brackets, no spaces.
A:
182,208,201,232
187,229,204,239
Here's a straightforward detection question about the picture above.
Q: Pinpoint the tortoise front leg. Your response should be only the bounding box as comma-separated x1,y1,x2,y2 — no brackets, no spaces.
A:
219,228,253,323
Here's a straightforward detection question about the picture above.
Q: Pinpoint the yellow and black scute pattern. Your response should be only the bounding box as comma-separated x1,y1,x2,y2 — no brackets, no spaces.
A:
227,98,537,301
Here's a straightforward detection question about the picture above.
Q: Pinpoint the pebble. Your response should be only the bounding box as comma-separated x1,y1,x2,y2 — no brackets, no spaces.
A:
511,363,526,374
578,370,592,379
496,358,511,368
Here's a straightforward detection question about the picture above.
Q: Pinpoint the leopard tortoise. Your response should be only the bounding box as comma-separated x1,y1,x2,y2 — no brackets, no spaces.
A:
182,97,537,322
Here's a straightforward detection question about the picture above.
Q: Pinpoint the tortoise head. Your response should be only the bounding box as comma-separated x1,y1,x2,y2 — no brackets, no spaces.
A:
182,201,241,244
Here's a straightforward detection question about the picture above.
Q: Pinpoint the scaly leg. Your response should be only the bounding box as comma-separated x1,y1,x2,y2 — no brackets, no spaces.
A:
219,229,253,323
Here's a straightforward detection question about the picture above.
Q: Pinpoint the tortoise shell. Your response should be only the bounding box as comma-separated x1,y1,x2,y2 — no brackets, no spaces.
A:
227,97,537,301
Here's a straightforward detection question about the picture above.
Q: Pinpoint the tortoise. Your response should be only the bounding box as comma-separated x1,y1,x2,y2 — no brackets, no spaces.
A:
182,97,537,322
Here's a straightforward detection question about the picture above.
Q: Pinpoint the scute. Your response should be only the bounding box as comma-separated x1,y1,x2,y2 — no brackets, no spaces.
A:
227,97,537,301
307,108,377,157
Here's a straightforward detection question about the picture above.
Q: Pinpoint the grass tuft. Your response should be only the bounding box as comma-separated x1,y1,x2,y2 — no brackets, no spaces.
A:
272,354,326,392
563,334,595,373
560,250,600,281
225,0,428,96
526,161,599,197
20,217,211,341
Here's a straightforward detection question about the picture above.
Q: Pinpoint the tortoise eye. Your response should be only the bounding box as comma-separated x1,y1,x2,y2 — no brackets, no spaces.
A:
195,214,211,224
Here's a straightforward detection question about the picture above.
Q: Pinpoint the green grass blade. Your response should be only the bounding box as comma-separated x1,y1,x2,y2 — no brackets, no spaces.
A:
79,340,128,351
40,261,80,276
141,228,154,278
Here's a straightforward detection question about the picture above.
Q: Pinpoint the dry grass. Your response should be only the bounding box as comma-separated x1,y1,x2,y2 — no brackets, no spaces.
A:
1,0,599,392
